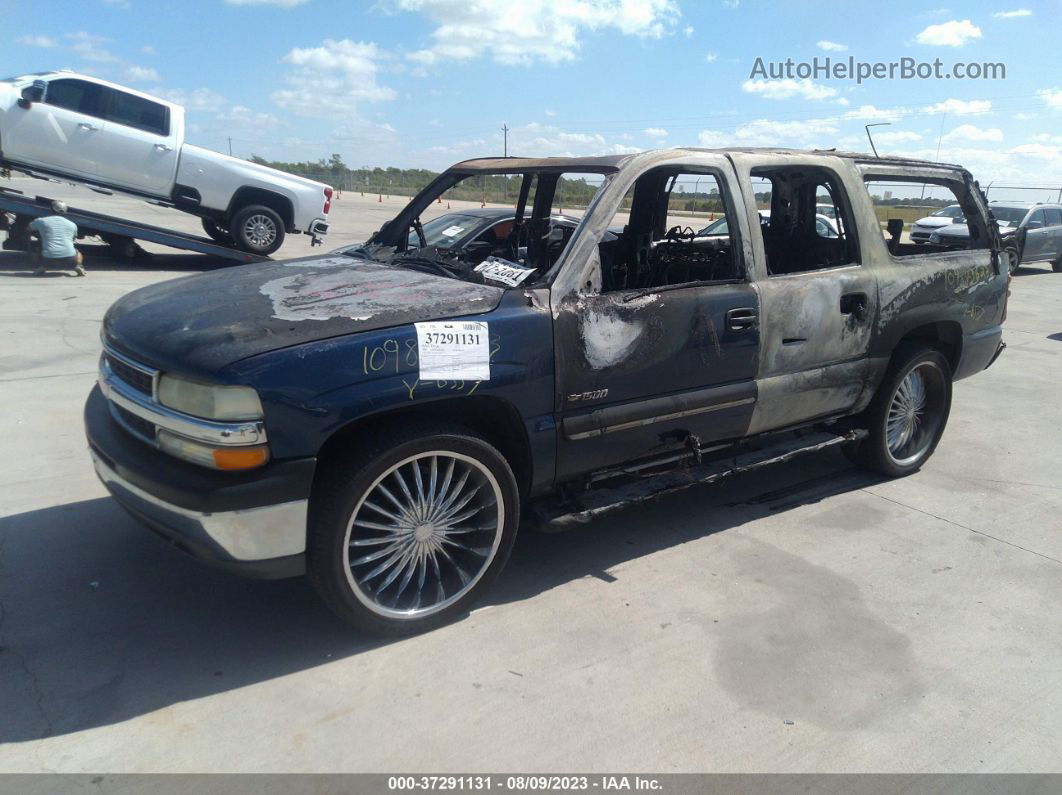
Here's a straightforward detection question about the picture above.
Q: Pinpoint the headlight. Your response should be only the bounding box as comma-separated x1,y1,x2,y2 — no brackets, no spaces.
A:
929,233,941,244
157,374,263,420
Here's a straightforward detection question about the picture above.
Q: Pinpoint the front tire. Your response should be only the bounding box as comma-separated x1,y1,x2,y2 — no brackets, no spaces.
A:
308,423,520,635
229,204,285,256
1052,254,1062,273
1003,241,1021,274
846,346,953,477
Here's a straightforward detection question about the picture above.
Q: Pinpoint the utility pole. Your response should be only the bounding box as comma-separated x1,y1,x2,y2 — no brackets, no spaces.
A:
227,137,233,157
502,123,509,157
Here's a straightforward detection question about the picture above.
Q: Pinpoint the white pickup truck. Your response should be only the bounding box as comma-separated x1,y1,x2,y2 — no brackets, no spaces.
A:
0,71,332,255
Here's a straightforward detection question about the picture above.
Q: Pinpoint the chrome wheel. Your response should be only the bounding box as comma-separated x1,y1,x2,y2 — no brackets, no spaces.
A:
243,214,277,248
885,362,945,466
343,451,505,619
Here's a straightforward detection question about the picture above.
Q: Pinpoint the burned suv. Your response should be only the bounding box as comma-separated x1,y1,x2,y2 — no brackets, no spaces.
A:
87,149,1008,634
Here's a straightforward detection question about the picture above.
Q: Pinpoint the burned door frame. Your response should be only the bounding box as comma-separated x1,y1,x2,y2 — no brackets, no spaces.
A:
727,152,879,435
548,151,763,481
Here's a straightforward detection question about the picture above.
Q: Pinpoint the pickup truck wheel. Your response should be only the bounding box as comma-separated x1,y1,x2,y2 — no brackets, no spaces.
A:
229,205,285,255
201,218,233,245
846,346,953,477
308,423,520,635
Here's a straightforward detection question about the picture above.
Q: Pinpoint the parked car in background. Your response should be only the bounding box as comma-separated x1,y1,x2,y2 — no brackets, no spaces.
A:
698,210,839,239
928,201,1062,273
332,207,611,262
909,204,965,244
0,71,332,254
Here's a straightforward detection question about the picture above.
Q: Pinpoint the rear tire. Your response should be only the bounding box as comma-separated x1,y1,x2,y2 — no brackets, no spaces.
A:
846,345,953,478
1052,254,1062,273
201,218,233,245
307,422,520,635
229,204,285,256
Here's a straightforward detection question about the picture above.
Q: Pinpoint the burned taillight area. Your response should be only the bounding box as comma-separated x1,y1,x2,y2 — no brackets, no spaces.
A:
323,187,333,214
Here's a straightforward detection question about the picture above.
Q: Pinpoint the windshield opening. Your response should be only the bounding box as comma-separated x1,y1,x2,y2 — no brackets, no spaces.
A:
359,168,613,288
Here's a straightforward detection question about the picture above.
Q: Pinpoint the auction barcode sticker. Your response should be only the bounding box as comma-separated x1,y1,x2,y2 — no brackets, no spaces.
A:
415,321,490,381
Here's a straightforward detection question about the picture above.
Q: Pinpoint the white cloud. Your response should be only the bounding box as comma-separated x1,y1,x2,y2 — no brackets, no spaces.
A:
992,8,1031,17
102,0,131,7
742,78,838,101
545,109,557,117
394,0,680,66
875,131,923,145
643,127,668,138
124,65,160,82
843,104,905,121
225,0,309,5
816,40,847,51
683,25,694,36
943,124,1003,142
1007,142,1061,160
698,117,839,148
704,51,718,62
271,39,395,118
141,44,156,54
1038,88,1062,109
218,104,282,127
924,98,992,114
66,31,119,63
17,35,58,47
914,19,982,46
154,87,228,112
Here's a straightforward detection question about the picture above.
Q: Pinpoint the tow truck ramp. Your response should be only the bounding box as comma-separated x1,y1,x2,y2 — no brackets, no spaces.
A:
0,185,269,263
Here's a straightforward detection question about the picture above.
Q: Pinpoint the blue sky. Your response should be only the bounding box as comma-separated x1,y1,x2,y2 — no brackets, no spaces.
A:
4,0,1062,194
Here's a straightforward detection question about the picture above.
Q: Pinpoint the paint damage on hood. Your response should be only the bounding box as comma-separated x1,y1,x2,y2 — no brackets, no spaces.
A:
102,255,504,374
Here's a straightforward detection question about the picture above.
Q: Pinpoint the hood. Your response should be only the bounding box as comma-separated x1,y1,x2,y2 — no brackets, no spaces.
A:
912,215,959,229
930,223,970,238
103,255,505,374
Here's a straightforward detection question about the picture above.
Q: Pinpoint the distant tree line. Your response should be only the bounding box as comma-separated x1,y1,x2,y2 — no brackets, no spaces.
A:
249,153,953,211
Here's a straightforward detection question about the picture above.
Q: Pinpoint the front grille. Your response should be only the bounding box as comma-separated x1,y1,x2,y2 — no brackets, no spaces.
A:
113,404,156,442
104,351,155,397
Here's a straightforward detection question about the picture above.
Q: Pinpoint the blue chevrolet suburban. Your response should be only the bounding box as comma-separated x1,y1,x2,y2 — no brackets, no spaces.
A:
87,148,1008,634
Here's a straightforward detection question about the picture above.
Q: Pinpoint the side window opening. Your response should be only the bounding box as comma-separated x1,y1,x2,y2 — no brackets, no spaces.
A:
862,176,989,257
750,166,859,276
598,168,743,293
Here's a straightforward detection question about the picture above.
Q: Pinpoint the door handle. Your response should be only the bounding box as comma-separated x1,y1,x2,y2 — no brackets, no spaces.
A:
840,292,868,319
726,307,758,331
153,143,173,151
77,122,98,131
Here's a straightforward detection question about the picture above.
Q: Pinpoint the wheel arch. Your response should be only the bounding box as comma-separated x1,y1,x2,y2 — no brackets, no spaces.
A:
314,395,534,500
227,187,295,231
892,320,963,374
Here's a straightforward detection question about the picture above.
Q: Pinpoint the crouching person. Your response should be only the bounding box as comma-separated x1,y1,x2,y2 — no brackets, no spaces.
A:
30,201,84,277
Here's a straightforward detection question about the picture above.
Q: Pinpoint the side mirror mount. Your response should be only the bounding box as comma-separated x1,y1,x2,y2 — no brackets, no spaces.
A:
19,82,45,108
1025,220,1043,230
547,224,566,243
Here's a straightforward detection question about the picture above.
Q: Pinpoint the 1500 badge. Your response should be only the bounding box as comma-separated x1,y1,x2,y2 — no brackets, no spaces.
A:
568,389,608,402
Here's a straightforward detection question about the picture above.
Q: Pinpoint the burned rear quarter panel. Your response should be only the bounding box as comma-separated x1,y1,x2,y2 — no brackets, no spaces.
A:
856,164,1008,383
222,289,556,489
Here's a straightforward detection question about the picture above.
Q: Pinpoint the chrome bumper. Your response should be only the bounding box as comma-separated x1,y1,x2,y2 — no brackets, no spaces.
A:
91,448,307,562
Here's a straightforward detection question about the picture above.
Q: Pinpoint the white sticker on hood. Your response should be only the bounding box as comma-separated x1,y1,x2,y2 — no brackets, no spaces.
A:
474,256,535,287
416,321,490,381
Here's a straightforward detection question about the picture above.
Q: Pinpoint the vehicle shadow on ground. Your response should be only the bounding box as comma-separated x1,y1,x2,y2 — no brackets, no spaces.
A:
0,247,238,276
0,451,884,742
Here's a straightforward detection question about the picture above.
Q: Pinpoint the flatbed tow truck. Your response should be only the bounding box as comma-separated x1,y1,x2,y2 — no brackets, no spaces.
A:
0,183,270,264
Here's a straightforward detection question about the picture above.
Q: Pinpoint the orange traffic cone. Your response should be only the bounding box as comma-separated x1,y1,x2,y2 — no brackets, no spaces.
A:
447,202,451,209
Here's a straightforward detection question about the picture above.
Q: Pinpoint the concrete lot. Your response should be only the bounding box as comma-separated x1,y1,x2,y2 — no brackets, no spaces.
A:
0,177,1060,773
